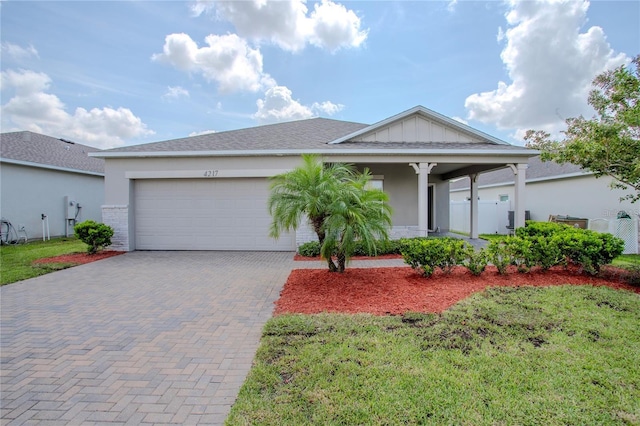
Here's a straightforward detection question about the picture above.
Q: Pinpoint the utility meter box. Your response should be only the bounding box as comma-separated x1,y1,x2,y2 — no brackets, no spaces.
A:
65,196,78,220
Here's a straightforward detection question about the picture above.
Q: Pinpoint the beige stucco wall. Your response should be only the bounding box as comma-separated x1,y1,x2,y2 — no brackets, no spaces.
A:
103,155,455,248
451,174,638,222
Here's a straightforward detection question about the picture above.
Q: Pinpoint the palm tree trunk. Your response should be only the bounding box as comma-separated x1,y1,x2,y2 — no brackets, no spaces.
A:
337,251,346,273
312,216,338,272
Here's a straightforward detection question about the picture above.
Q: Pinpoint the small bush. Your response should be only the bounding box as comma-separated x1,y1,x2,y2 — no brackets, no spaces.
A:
299,239,402,258
528,236,564,270
502,237,534,273
517,221,625,274
463,247,488,276
401,237,470,277
487,240,510,275
297,241,321,257
516,221,567,238
74,220,113,254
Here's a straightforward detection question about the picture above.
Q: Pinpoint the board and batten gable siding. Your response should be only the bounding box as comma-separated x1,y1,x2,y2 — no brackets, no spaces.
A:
352,115,483,143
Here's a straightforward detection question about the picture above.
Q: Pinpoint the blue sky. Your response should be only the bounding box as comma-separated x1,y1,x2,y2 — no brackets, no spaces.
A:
1,0,638,149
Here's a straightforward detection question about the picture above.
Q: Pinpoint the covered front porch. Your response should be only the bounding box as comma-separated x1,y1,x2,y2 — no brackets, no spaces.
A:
326,157,531,243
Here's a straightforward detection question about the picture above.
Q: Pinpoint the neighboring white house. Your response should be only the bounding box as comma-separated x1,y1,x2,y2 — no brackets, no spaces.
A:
0,131,105,240
93,106,536,252
450,155,639,253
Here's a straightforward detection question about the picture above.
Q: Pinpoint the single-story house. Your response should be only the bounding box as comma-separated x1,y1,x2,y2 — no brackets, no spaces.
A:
450,155,639,253
92,106,536,251
0,131,105,240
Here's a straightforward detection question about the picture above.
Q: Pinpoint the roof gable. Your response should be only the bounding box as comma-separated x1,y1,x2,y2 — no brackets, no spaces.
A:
0,131,104,175
329,105,508,145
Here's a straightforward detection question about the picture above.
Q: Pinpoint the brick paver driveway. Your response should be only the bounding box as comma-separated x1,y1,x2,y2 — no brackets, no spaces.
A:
1,251,295,425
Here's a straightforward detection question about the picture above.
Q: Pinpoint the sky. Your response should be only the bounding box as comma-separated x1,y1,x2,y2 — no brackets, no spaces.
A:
1,0,638,149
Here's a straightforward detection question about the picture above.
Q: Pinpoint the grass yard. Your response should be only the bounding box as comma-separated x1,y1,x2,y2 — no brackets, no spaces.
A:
227,285,640,425
0,237,86,285
612,254,640,269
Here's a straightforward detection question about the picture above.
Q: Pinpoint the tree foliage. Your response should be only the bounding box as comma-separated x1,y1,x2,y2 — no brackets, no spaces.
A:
321,170,392,272
268,154,393,272
525,55,640,203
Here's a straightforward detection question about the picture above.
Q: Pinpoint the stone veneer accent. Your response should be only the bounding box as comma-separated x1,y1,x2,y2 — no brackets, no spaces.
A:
102,205,130,251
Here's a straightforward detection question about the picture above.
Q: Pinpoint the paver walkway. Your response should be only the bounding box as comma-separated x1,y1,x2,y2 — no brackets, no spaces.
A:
1,251,295,425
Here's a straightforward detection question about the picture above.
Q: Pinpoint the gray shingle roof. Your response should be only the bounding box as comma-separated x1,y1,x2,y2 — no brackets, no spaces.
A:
97,116,533,156
102,118,369,153
449,156,586,189
0,131,104,174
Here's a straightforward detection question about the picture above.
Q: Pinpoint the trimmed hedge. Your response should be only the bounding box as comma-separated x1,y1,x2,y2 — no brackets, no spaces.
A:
297,239,403,258
401,222,625,277
400,237,476,277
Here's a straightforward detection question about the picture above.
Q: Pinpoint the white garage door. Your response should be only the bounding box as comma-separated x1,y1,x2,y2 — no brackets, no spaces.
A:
134,178,295,251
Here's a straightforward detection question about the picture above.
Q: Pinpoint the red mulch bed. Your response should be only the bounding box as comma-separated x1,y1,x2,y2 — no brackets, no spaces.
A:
33,251,123,265
294,254,403,261
274,266,639,316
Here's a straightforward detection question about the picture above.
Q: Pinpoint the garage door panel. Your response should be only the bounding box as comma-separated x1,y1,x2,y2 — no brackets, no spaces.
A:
134,178,294,251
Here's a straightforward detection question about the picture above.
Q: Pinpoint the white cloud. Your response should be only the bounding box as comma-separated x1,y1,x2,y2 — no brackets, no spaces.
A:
1,42,39,60
191,0,367,52
452,116,468,125
311,101,344,116
153,32,274,93
464,0,628,139
447,0,458,13
162,85,189,99
189,129,217,136
254,85,343,123
1,69,153,149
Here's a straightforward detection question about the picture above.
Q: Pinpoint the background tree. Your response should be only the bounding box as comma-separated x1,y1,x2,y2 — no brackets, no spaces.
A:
525,55,640,203
321,170,393,272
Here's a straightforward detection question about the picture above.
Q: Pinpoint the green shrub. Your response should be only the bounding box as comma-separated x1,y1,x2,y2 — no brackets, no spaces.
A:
73,220,114,254
401,238,470,277
516,221,625,274
553,229,624,274
528,236,564,270
487,240,510,275
516,221,568,238
502,237,534,273
297,241,321,257
463,247,488,276
298,239,402,258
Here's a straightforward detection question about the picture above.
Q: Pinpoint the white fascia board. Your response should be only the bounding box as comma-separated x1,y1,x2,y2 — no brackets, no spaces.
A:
450,171,593,191
92,147,537,159
328,105,510,146
0,157,105,177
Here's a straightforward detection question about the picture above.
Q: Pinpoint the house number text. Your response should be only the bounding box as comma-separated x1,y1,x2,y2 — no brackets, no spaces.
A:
203,170,219,177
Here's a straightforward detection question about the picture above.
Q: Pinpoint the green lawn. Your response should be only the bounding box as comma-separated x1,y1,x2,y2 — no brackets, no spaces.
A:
612,254,640,269
0,237,86,285
227,286,640,425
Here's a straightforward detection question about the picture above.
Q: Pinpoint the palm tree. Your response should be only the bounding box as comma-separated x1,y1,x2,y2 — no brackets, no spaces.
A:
268,154,355,271
321,170,393,272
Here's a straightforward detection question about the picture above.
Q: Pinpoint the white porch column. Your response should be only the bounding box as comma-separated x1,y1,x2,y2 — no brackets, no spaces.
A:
469,174,479,239
410,162,436,237
510,163,528,229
